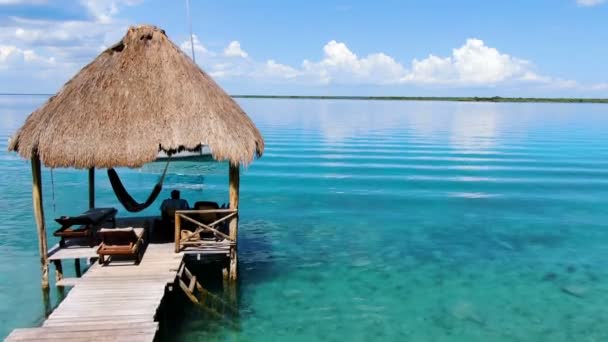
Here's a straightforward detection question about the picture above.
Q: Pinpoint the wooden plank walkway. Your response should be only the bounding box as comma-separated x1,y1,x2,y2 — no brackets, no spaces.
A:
6,243,184,342
47,241,98,261
181,239,233,255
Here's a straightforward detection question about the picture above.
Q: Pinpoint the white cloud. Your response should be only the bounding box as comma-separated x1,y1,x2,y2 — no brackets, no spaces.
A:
403,38,534,85
301,40,406,84
577,0,605,6
589,83,608,91
6,17,119,47
0,45,19,63
289,39,537,86
223,41,248,58
180,34,209,58
259,60,300,79
80,0,142,23
0,44,55,70
177,36,608,95
0,0,604,96
0,16,129,70
0,1,141,92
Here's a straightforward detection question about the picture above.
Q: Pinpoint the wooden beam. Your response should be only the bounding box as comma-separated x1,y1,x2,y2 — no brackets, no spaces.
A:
53,260,63,283
88,168,95,209
179,279,199,304
74,259,82,278
228,163,239,281
174,213,181,253
188,276,197,293
174,209,236,214
31,155,49,289
41,288,51,318
178,213,234,241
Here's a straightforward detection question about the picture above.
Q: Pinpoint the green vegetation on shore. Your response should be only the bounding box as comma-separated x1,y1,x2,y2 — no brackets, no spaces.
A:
2,93,607,104
233,95,608,104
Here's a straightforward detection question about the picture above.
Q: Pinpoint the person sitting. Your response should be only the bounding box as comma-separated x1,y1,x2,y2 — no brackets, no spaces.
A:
160,190,190,222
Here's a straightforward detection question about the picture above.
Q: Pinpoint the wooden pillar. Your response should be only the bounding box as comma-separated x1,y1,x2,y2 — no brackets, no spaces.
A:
75,259,82,277
228,163,240,281
53,260,63,283
41,288,51,318
88,168,95,209
31,155,49,289
174,213,181,253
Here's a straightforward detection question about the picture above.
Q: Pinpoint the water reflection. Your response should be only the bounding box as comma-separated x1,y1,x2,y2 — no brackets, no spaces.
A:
450,104,501,152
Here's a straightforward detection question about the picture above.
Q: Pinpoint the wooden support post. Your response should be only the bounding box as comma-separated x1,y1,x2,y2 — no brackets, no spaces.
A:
88,168,95,209
31,155,49,289
222,267,229,285
53,260,63,283
224,280,237,309
41,288,51,318
75,258,81,277
228,163,240,281
174,213,181,253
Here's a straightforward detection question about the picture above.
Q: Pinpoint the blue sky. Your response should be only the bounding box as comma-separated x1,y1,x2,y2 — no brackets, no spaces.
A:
0,0,607,97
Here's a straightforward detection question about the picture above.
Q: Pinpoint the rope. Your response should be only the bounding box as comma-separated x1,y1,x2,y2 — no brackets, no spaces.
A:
159,157,170,184
107,156,172,213
50,168,56,215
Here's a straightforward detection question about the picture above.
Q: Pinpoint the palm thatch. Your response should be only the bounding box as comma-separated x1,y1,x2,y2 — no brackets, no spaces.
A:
8,24,264,169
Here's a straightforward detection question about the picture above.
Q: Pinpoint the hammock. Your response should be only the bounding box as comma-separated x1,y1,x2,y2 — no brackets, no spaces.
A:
108,159,171,212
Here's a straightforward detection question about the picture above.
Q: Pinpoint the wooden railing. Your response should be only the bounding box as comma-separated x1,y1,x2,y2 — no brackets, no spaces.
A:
174,209,238,253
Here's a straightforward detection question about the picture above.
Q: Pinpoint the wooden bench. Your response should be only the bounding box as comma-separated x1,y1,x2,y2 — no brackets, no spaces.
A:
54,208,117,247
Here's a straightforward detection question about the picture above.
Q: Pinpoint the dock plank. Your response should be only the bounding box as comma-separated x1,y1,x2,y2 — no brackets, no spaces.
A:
8,243,183,342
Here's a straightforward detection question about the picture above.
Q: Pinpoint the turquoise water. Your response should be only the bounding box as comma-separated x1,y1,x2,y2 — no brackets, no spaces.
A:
1,96,608,341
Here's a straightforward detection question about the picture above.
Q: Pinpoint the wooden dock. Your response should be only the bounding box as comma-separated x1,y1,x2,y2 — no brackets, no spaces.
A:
6,243,184,342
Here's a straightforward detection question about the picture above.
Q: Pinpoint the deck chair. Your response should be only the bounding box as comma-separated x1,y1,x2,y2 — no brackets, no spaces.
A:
178,201,224,242
191,201,222,239
54,208,117,247
194,201,220,222
97,227,145,264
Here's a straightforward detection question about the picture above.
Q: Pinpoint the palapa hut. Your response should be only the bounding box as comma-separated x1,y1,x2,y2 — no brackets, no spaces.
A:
8,24,264,288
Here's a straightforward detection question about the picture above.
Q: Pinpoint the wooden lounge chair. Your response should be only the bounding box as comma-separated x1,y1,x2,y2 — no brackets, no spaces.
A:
97,227,145,264
194,201,220,223
54,208,117,247
188,201,223,239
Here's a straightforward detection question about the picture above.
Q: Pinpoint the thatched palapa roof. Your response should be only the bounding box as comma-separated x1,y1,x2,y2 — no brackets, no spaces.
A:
8,25,264,169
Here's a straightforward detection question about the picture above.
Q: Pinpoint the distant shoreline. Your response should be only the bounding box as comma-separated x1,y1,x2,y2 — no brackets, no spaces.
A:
233,95,608,104
2,93,607,104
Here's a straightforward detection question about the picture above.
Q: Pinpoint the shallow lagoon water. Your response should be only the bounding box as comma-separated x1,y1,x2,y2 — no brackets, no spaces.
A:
1,97,608,341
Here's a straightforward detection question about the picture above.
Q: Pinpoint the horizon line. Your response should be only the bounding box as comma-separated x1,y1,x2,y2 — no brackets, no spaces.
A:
1,93,607,104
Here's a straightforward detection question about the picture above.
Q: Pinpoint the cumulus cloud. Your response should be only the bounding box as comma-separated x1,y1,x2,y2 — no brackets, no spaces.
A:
0,44,55,72
403,38,534,85
301,40,405,84
0,0,603,96
184,38,543,87
576,0,605,6
257,60,300,79
0,16,129,73
176,35,608,94
0,1,141,92
80,0,142,23
0,45,28,67
180,34,209,58
191,38,538,87
223,41,248,58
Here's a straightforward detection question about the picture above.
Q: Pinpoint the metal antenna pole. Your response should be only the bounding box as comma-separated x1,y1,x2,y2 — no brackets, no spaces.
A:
186,0,196,63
